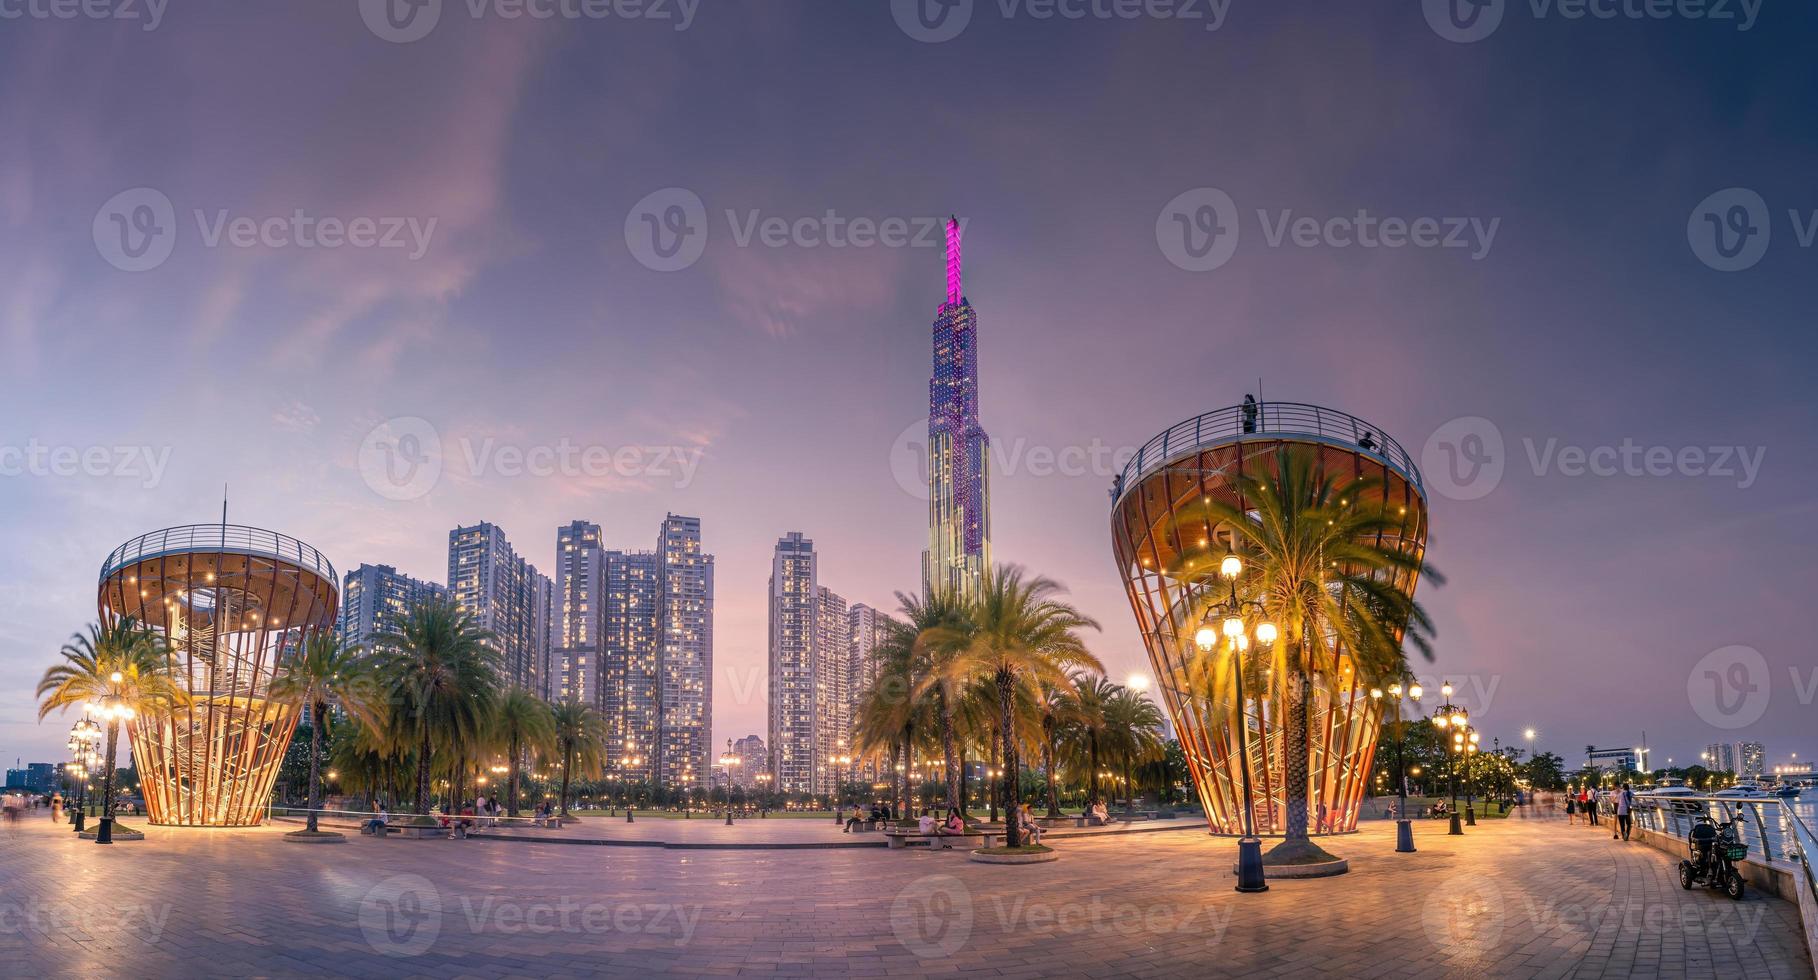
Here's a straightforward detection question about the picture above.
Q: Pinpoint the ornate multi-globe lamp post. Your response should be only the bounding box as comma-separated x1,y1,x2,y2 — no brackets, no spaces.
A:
67,718,101,833
1432,682,1469,835
1194,548,1278,894
1369,680,1423,852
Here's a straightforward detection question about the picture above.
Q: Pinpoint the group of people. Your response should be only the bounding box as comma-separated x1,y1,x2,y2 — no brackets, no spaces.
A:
906,803,1048,844
840,801,897,832
1564,783,1636,840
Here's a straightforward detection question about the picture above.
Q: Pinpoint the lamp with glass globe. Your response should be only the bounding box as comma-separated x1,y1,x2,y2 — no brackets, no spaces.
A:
1195,548,1278,894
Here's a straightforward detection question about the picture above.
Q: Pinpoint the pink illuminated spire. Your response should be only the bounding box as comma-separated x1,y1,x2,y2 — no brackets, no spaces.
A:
945,215,962,307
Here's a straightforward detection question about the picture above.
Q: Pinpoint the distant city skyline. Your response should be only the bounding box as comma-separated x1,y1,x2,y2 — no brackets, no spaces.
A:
4,4,1815,775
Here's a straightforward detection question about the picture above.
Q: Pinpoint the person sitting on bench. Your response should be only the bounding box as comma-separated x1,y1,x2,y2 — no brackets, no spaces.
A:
918,811,938,835
942,808,965,835
363,807,390,836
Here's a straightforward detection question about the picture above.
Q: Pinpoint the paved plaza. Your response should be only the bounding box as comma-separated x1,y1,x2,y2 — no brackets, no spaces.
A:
0,811,1809,978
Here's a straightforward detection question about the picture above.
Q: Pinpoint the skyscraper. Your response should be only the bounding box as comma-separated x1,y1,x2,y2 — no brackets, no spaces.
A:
730,734,766,788
603,548,661,782
1738,741,1766,778
769,532,820,795
555,520,605,706
1704,742,1739,773
657,514,714,789
847,602,891,782
814,584,851,793
448,522,553,695
339,563,446,646
923,215,991,599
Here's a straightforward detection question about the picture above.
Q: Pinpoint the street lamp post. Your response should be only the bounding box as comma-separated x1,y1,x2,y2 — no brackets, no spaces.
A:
1433,682,1468,836
829,754,852,824
1370,679,1423,853
719,740,741,827
92,671,137,845
1195,548,1279,894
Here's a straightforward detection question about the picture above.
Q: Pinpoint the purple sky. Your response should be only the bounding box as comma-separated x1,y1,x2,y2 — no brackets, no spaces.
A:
3,2,1814,776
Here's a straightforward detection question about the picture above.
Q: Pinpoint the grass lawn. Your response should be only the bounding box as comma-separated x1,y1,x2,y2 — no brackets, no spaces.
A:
1368,796,1515,821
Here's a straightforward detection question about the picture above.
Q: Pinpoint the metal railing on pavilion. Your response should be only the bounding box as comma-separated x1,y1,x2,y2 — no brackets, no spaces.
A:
1113,401,1423,506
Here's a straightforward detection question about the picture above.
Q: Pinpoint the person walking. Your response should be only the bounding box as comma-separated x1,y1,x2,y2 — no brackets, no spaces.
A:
1566,791,1578,824
1615,783,1634,841
1585,787,1599,826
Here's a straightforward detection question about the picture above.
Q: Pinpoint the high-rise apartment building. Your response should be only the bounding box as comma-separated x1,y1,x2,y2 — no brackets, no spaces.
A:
924,216,991,600
769,532,819,795
1703,742,1736,772
847,603,891,782
1738,741,1765,778
767,533,870,797
730,734,766,788
603,549,661,782
814,584,851,793
555,521,605,706
657,514,714,789
447,523,553,695
339,563,446,646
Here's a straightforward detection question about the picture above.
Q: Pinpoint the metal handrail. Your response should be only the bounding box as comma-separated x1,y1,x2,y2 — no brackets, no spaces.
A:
1112,401,1423,507
1628,794,1794,863
100,524,337,584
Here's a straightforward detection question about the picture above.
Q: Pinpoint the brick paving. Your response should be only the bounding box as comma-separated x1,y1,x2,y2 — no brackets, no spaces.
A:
0,809,1809,978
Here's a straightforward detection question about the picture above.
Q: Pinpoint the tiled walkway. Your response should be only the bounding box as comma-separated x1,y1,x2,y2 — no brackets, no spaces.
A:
0,810,1809,978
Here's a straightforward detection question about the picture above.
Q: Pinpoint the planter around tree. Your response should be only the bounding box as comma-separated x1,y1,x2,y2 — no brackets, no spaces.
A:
283,829,347,844
969,845,1059,865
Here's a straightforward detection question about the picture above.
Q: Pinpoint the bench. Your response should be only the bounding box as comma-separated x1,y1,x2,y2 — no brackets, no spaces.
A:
883,829,1000,850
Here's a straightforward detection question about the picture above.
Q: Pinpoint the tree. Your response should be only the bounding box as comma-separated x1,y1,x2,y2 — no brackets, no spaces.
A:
1037,676,1085,817
549,701,606,819
36,619,186,831
1104,687,1166,819
492,689,555,816
856,614,936,818
901,589,971,816
1523,751,1566,791
1199,448,1439,866
369,597,501,817
271,633,376,834
1063,673,1119,806
925,566,1102,848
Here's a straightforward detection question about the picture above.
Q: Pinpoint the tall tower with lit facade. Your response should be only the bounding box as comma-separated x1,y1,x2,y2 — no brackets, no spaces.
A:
923,216,991,599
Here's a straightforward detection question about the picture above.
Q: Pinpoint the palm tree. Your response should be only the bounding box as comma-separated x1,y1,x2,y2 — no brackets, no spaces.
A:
492,688,555,816
36,619,186,830
548,701,607,819
898,589,969,815
271,634,377,834
1104,687,1166,820
1037,676,1085,817
855,616,934,818
1200,447,1439,864
369,597,501,818
1065,673,1119,806
927,567,1103,848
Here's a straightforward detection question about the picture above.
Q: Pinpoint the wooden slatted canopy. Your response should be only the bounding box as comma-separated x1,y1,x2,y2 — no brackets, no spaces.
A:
1109,405,1429,837
97,526,338,827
